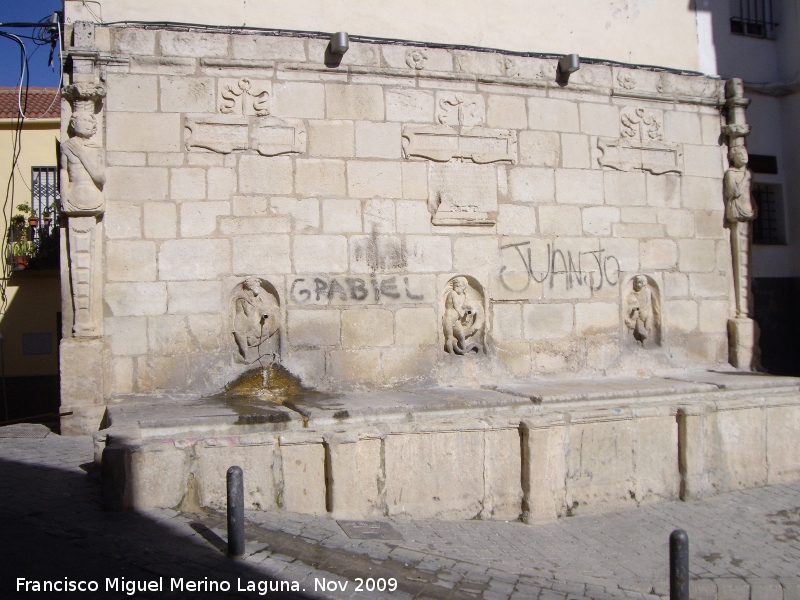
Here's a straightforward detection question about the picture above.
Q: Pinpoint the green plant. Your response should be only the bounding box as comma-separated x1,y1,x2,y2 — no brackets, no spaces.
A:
15,203,32,217
11,240,34,256
40,201,56,217
10,214,25,227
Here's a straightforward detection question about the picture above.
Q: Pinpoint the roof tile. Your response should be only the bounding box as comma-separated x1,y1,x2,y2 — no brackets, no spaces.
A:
0,87,61,119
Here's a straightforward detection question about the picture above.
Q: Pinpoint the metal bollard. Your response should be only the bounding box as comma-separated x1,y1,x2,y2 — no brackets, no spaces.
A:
669,529,689,600
227,466,245,558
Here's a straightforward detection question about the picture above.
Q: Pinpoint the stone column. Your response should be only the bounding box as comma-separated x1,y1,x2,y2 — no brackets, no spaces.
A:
677,406,711,500
59,22,107,435
520,416,567,524
722,78,760,371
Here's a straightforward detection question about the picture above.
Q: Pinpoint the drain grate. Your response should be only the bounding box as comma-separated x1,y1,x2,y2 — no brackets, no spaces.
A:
0,423,51,438
337,520,403,540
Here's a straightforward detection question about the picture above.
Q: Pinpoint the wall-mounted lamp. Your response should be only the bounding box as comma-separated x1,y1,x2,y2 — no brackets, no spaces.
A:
556,53,580,85
330,32,349,55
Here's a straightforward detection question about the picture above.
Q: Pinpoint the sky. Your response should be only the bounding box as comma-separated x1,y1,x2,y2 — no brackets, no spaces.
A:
0,0,64,88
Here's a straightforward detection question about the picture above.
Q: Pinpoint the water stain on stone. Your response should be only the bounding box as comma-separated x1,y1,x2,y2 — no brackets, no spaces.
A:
202,364,341,426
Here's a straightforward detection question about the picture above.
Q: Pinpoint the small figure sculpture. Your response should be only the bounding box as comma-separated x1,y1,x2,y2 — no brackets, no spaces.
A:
624,275,660,346
724,145,757,223
724,144,757,321
60,110,106,215
232,278,280,364
443,276,486,355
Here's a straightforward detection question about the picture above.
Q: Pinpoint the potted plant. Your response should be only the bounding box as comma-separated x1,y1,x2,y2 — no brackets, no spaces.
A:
11,240,34,269
17,204,39,228
10,213,26,242
42,203,54,227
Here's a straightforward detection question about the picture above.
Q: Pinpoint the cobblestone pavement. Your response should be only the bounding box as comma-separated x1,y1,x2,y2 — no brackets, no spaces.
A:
1,432,799,600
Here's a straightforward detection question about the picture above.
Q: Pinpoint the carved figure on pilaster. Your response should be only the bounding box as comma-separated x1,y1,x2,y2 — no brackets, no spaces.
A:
231,278,281,365
60,84,106,216
442,276,486,356
722,78,760,370
61,82,106,337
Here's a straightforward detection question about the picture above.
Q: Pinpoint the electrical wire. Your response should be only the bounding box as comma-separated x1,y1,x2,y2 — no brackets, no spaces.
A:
16,19,62,120
0,31,29,314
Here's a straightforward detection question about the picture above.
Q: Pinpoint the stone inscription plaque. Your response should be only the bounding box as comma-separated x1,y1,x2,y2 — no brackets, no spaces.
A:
185,115,306,156
428,162,498,226
597,137,684,175
403,124,516,164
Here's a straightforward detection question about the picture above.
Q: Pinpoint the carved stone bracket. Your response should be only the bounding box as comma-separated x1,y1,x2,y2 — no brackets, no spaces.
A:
597,137,683,175
402,124,517,164
185,115,306,156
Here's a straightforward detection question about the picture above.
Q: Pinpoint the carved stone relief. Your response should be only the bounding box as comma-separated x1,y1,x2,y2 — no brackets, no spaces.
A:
230,278,281,365
60,83,106,216
503,57,520,77
723,79,757,323
185,115,306,156
402,125,516,164
61,81,106,337
442,276,486,356
405,49,428,70
219,78,270,116
613,68,720,102
623,275,661,348
436,93,485,127
403,91,511,226
597,138,683,175
722,78,760,370
620,107,663,141
428,162,498,226
597,106,683,175
617,71,636,90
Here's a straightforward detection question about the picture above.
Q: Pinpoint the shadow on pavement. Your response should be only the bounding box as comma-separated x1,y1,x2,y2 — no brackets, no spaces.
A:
0,455,315,599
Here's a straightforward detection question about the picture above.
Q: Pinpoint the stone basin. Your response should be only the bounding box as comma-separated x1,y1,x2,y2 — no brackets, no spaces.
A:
99,370,800,522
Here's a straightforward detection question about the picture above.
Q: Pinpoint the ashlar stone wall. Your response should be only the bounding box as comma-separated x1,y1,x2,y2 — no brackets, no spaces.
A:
77,26,731,398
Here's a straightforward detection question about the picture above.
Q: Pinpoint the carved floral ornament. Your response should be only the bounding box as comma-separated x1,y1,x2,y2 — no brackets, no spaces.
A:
437,93,484,127
596,106,683,175
405,49,428,70
614,69,721,100
219,78,270,116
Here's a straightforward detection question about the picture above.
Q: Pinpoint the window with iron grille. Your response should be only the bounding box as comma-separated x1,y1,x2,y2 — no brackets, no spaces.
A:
730,0,778,38
31,166,59,220
752,183,785,245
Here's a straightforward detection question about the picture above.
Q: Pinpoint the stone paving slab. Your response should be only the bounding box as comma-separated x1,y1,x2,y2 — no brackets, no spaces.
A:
1,433,799,599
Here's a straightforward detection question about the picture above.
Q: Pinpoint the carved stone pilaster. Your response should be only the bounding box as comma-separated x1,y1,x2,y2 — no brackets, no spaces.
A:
61,23,106,337
59,22,108,435
722,78,760,371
